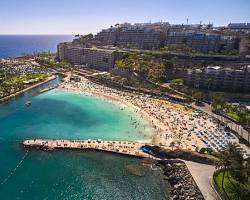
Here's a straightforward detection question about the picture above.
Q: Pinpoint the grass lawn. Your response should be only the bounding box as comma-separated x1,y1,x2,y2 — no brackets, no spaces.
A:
226,111,240,122
214,170,249,200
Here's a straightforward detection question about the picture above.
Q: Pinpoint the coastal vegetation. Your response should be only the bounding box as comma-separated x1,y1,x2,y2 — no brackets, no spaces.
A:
35,52,72,69
72,34,95,45
0,73,48,98
169,84,250,127
73,51,177,95
214,142,250,200
160,44,239,56
211,93,250,129
246,33,250,49
192,91,205,104
161,44,197,54
170,78,184,86
211,92,226,111
115,52,175,83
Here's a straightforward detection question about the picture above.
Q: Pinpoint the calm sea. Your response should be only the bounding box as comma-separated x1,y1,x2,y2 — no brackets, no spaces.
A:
0,78,168,199
0,35,73,58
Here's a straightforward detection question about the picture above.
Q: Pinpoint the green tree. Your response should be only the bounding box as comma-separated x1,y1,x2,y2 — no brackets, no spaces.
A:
148,63,166,82
211,92,225,111
216,146,231,190
246,114,250,128
245,33,250,49
171,78,183,86
216,142,250,198
115,52,167,82
192,91,204,104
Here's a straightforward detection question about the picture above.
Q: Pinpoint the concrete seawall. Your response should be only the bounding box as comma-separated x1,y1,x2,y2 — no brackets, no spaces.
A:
23,139,219,199
22,139,151,158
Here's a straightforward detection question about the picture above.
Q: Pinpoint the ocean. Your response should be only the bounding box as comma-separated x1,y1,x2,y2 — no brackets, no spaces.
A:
0,78,168,199
0,35,73,58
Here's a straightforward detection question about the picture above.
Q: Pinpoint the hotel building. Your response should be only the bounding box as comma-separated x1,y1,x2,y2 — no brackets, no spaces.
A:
57,43,85,65
166,32,238,53
184,66,250,92
228,23,250,32
95,23,238,53
57,43,123,71
96,24,161,50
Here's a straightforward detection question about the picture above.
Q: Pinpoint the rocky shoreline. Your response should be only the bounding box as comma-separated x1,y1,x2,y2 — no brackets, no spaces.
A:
157,160,204,200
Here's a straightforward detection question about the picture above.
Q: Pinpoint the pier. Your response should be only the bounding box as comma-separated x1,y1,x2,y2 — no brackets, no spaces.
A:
22,138,217,199
22,139,151,158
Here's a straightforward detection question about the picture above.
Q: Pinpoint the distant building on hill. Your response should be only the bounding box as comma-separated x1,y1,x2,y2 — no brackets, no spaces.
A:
95,23,239,53
57,43,124,71
57,43,85,65
57,22,250,70
184,65,250,92
96,23,162,49
166,32,238,53
228,23,250,32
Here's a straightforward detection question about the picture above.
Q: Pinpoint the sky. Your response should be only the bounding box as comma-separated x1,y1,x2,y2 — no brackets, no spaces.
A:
0,0,250,34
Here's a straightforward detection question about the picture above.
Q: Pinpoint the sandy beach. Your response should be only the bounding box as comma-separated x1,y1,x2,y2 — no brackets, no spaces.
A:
58,76,250,155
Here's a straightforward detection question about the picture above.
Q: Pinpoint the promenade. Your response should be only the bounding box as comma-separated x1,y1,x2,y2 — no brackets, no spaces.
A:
23,139,151,158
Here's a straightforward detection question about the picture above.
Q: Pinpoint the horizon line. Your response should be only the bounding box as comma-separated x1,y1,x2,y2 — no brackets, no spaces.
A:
0,33,76,35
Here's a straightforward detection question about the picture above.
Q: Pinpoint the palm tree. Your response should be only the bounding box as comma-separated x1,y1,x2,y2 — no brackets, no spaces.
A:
192,91,204,105
207,78,212,90
246,115,250,129
211,92,225,111
216,148,231,190
216,142,244,192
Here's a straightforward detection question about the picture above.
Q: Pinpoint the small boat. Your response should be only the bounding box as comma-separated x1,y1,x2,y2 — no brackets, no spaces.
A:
25,101,32,106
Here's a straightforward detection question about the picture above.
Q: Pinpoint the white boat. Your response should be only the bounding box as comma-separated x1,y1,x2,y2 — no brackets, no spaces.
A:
25,101,32,106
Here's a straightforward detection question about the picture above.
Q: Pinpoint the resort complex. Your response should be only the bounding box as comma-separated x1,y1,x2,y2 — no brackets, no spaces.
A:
0,1,250,198
1,45,250,199
57,21,250,69
184,65,250,92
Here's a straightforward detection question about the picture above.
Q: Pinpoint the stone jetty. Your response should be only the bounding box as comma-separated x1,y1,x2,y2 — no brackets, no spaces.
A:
158,160,204,200
22,139,152,158
23,139,206,199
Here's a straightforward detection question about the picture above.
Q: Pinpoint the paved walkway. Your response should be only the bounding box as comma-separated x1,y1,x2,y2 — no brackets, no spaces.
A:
185,161,218,200
23,139,151,158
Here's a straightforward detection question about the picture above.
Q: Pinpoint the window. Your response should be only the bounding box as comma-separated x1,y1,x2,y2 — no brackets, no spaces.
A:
102,57,109,63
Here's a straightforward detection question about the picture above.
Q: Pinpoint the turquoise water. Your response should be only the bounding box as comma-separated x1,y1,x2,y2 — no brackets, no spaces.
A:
0,89,153,141
0,85,168,199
